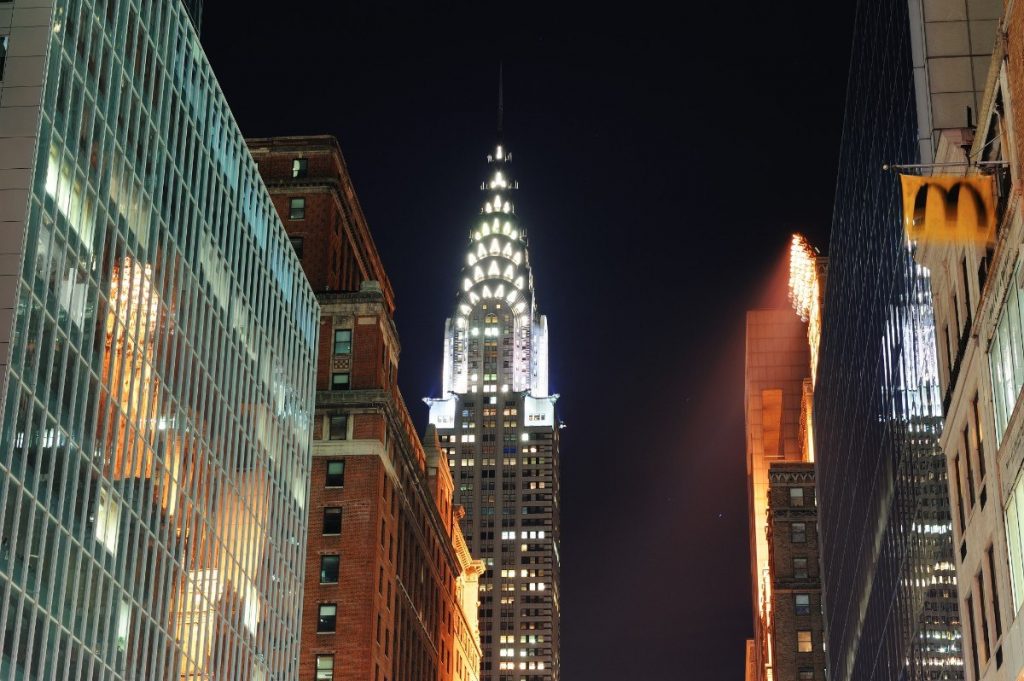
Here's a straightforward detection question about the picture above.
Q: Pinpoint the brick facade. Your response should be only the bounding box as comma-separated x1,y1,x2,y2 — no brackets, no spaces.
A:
251,136,481,681
248,135,396,313
767,463,826,681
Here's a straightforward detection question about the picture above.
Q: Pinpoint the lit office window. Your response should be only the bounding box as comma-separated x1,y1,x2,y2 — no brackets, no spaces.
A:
334,329,352,354
797,630,813,652
116,600,131,651
1004,471,1024,611
790,487,804,507
318,604,337,633
316,655,334,680
95,488,121,555
326,460,345,487
292,158,308,178
988,265,1024,444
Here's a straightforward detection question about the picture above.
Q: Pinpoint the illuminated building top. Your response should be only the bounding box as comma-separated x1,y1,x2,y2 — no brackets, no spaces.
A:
437,142,550,400
788,233,824,387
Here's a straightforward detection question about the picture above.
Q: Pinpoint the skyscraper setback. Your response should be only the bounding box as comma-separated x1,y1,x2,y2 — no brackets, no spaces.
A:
427,138,561,680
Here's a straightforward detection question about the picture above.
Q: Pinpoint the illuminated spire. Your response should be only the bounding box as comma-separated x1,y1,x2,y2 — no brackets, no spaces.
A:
497,63,504,142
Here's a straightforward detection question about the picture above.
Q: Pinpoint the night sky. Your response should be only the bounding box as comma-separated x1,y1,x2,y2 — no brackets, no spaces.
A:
203,3,853,677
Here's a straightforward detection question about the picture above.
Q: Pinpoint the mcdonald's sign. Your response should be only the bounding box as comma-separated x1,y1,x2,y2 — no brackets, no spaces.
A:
900,174,997,244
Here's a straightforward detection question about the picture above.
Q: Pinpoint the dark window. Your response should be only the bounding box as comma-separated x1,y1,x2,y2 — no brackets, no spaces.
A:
793,557,808,579
289,197,305,219
795,593,810,615
316,655,334,680
961,256,972,316
334,329,352,354
331,373,349,390
320,555,340,584
292,158,308,178
967,594,979,678
323,508,342,535
326,460,345,487
988,545,1003,637
329,416,348,440
0,36,8,80
972,392,985,479
954,454,967,532
798,668,814,680
790,487,805,507
953,291,961,336
317,604,337,633
964,432,977,506
288,235,303,259
792,522,807,543
976,568,992,662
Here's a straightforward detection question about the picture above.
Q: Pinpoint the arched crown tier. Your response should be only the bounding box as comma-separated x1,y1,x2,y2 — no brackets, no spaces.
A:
439,143,548,398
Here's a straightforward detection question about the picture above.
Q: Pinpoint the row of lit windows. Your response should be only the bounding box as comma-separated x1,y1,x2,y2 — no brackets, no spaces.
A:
454,457,548,466
498,661,547,671
461,420,519,429
458,433,545,443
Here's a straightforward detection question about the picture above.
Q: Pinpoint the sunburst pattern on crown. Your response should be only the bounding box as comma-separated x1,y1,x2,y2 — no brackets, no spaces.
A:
438,143,549,398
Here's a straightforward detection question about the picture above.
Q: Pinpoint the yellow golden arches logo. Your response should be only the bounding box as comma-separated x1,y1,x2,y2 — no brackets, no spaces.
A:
899,174,997,244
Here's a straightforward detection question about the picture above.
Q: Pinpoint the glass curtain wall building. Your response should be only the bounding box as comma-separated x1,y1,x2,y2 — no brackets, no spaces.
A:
0,0,318,679
814,0,963,678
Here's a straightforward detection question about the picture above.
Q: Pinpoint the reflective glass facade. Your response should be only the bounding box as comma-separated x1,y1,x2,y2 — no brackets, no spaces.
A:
988,261,1024,445
814,0,963,678
0,0,317,679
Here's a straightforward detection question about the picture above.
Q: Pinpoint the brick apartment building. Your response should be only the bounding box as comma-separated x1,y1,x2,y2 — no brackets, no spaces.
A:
249,135,483,681
767,463,826,681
